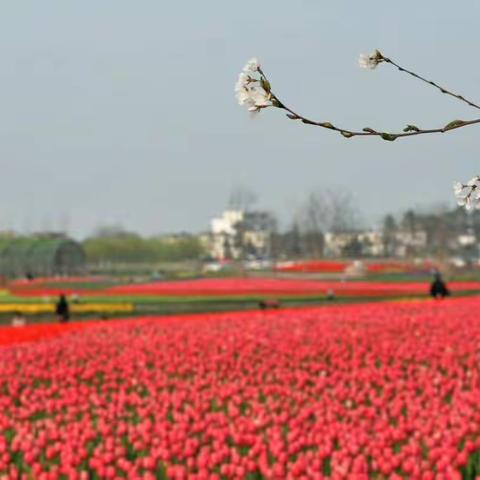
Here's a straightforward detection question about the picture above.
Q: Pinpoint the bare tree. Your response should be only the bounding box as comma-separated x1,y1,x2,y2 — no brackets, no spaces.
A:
228,187,258,212
298,194,327,258
278,221,303,259
92,224,134,239
382,214,398,257
298,190,360,257
300,191,358,232
327,191,358,233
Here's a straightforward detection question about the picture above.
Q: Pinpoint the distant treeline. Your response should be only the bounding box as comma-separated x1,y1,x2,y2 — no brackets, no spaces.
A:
83,228,204,264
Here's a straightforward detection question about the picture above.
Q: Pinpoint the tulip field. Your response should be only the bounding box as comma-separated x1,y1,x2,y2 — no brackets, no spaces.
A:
7,277,480,299
104,278,480,298
1,298,480,478
274,260,435,275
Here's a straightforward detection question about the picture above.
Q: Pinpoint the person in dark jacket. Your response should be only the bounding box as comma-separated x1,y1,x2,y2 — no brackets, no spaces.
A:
430,272,450,299
259,299,280,310
56,294,70,323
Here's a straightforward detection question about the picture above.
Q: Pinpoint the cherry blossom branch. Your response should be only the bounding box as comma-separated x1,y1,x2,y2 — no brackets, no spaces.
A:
235,57,480,142
234,56,480,209
270,88,480,141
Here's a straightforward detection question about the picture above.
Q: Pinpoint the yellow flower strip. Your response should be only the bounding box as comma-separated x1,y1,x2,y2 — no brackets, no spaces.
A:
71,303,134,313
0,303,134,314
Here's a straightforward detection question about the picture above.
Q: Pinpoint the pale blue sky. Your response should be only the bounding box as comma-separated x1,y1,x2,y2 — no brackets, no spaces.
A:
1,1,479,237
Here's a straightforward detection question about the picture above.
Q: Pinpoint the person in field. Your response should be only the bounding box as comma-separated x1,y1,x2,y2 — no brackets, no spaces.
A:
326,288,336,301
56,294,70,323
259,299,280,310
430,271,450,299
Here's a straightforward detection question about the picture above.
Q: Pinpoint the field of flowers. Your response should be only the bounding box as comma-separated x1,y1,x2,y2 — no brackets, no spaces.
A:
8,277,480,300
1,299,480,478
98,278,480,298
274,260,435,275
0,322,97,347
275,261,348,273
0,303,133,315
7,277,106,288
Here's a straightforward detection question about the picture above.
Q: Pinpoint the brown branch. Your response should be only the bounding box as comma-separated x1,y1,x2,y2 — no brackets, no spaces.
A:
382,56,480,111
277,99,480,140
256,67,480,141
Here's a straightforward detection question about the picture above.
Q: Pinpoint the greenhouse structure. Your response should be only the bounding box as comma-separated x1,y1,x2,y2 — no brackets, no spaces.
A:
0,236,86,278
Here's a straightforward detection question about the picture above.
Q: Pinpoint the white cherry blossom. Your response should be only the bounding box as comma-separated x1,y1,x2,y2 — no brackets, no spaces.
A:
453,176,480,210
235,58,273,113
358,50,383,70
242,57,260,73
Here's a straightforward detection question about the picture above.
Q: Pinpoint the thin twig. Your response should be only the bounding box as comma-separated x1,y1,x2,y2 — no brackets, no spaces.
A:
382,56,480,111
277,98,480,139
257,67,480,141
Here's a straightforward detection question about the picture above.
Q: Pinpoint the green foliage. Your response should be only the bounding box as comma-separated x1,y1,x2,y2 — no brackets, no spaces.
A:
210,398,223,412
237,445,251,457
4,428,15,445
28,410,50,422
245,473,265,480
155,463,168,480
322,456,332,475
10,450,29,474
463,450,480,479
83,233,205,264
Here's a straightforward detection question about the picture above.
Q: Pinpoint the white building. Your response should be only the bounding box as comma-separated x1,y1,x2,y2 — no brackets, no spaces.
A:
324,232,356,257
456,233,476,247
393,230,427,257
324,229,429,258
358,231,385,257
209,209,274,260
324,231,385,257
210,210,242,260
